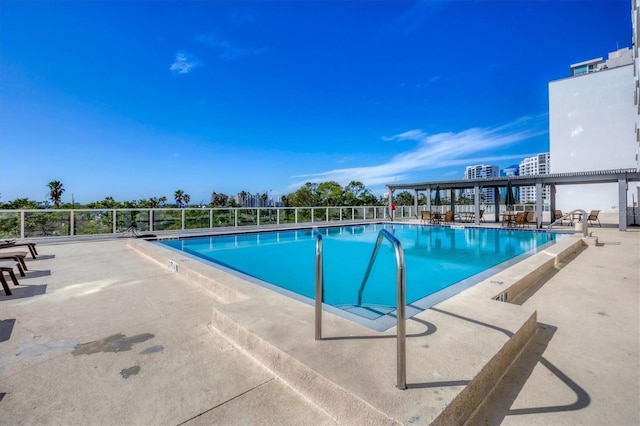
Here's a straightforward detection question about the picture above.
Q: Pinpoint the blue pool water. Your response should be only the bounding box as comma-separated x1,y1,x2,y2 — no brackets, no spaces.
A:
159,224,562,329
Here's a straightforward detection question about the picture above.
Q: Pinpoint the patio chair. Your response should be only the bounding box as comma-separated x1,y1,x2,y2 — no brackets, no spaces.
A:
0,251,27,276
478,210,486,223
553,210,564,226
0,261,21,296
513,212,528,228
0,240,38,259
443,210,455,224
587,210,601,227
526,211,537,227
420,210,432,224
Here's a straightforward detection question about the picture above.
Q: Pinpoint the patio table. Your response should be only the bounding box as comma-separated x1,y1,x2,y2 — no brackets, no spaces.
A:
501,212,517,227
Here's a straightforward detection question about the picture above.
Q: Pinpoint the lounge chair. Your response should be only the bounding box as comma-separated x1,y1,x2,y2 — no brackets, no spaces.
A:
420,210,432,224
513,212,528,227
587,210,601,227
553,210,564,226
0,251,27,276
0,261,21,296
0,240,38,259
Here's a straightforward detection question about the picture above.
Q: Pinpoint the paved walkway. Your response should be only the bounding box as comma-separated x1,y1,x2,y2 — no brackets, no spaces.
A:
0,224,638,425
0,239,334,425
469,226,640,425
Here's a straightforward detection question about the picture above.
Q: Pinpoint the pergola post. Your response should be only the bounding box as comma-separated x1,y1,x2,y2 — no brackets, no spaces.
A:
474,184,480,225
493,187,500,223
535,180,543,228
549,184,556,216
619,178,628,231
450,188,455,213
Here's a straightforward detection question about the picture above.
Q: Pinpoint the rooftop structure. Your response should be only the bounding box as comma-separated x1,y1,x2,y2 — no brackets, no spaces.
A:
570,47,633,76
1,224,638,425
550,46,638,213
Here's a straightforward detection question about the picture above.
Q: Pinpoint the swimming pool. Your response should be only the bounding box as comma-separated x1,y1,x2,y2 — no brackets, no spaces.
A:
159,224,563,330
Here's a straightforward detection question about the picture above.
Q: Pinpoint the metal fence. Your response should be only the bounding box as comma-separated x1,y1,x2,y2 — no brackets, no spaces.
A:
0,203,553,239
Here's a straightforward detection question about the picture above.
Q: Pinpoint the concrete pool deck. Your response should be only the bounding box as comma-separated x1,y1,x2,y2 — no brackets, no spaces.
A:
0,222,638,425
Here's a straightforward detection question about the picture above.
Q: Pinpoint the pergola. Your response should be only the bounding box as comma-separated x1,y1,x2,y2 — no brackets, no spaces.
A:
386,168,640,231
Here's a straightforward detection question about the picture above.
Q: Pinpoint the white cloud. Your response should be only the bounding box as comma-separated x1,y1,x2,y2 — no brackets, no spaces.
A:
289,114,548,190
382,129,429,142
170,50,201,74
195,32,267,59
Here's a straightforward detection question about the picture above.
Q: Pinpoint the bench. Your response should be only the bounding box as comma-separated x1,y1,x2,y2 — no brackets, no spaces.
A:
0,261,20,296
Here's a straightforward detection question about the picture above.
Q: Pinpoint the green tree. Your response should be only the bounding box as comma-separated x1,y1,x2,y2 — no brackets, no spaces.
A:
135,197,167,208
287,182,318,207
344,181,375,206
85,197,122,209
260,192,269,207
2,198,41,209
210,192,229,207
47,180,65,208
316,181,343,206
394,191,414,206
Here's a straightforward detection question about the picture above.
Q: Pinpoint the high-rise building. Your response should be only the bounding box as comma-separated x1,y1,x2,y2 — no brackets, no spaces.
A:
462,164,499,203
549,43,639,213
519,153,550,203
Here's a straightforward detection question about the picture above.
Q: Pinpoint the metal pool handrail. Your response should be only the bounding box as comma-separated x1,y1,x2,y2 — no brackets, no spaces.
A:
547,209,588,237
314,229,407,390
315,234,323,341
358,229,407,390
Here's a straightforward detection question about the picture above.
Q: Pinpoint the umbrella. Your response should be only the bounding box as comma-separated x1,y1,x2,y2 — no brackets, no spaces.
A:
505,180,515,211
433,186,441,206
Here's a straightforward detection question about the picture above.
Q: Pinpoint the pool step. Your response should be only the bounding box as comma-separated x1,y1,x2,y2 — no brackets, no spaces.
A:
209,308,398,425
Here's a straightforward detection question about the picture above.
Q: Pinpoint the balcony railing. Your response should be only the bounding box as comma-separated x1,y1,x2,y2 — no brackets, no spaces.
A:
0,206,390,239
0,203,551,240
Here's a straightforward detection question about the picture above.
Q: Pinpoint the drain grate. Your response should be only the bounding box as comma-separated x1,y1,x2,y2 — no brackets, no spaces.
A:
494,291,508,302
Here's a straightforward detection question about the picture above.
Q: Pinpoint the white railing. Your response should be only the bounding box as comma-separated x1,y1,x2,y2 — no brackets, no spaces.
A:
0,203,551,239
0,206,387,239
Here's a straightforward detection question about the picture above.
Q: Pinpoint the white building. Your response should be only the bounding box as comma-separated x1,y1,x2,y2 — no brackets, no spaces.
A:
518,153,550,203
463,164,499,203
549,45,639,214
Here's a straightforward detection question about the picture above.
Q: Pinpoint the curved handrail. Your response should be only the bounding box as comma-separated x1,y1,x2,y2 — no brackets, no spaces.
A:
547,209,589,237
356,228,407,390
315,234,323,341
358,229,397,305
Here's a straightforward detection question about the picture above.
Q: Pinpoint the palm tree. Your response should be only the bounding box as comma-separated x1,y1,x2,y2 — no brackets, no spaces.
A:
183,193,190,207
239,190,248,207
174,190,184,208
47,180,65,208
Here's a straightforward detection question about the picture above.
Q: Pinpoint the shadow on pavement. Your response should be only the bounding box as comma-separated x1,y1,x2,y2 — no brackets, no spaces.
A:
0,319,15,342
0,284,47,301
470,323,591,424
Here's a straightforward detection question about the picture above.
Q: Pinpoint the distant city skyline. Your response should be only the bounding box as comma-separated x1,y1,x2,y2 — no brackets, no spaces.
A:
0,1,631,204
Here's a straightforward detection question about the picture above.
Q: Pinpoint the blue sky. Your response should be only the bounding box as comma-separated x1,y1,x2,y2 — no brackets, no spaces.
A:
0,0,631,205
